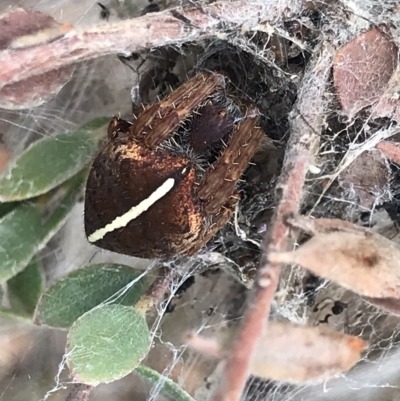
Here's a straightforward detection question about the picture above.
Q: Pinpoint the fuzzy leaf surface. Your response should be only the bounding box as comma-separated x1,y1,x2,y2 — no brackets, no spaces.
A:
0,117,108,201
0,203,43,282
0,201,18,219
135,365,196,401
0,171,85,282
35,264,151,328
8,258,44,316
67,305,150,384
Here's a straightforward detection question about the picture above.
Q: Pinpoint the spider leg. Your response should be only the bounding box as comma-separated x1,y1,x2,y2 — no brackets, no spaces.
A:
198,104,264,214
130,72,225,148
187,196,238,254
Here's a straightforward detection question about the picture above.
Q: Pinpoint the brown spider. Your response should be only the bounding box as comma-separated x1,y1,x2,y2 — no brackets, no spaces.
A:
84,72,265,259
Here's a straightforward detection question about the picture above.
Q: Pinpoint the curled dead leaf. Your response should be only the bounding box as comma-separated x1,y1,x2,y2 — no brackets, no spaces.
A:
250,322,367,383
269,227,400,298
0,8,73,109
334,25,398,117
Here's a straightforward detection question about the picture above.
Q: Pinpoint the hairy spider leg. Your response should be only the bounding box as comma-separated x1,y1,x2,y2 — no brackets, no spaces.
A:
129,72,225,147
187,196,236,255
197,103,264,214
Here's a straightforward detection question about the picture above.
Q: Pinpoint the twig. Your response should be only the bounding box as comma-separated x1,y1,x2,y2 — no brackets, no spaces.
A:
212,44,334,401
136,266,179,313
65,384,92,401
147,267,178,307
0,0,304,89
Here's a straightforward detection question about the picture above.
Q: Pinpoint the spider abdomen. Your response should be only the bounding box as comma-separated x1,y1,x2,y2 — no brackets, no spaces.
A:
84,139,204,258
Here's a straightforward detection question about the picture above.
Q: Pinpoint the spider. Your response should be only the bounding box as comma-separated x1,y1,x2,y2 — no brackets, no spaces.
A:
84,72,265,259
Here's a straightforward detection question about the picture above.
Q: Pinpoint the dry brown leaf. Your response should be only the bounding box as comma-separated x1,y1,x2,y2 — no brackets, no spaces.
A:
250,322,367,383
338,149,390,208
285,213,369,236
0,67,73,110
0,8,73,110
376,140,400,165
0,8,56,50
269,229,400,298
334,25,398,117
372,70,400,121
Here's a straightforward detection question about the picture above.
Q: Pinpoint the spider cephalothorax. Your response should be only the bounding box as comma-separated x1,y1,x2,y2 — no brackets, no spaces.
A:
84,72,265,258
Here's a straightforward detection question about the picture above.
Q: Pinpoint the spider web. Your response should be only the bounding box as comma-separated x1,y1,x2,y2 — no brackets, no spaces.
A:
2,0,400,401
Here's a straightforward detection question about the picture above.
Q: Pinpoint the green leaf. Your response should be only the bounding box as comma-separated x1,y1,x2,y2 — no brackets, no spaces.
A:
8,258,45,316
34,263,151,328
67,305,150,385
0,203,43,282
135,365,196,401
0,117,108,201
0,201,19,218
0,171,86,282
41,170,88,242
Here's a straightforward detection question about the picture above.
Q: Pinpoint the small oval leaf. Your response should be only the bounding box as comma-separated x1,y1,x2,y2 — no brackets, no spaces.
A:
135,365,196,401
67,305,150,385
334,25,398,117
0,171,86,282
8,258,45,316
35,263,151,328
0,117,108,201
0,67,74,110
0,203,43,281
250,322,367,383
376,140,400,165
269,229,400,298
0,8,58,51
338,149,390,208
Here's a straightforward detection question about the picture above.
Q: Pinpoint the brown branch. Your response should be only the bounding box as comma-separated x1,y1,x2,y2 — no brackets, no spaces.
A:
146,267,179,308
0,0,304,89
212,44,334,401
65,383,92,401
136,266,180,313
